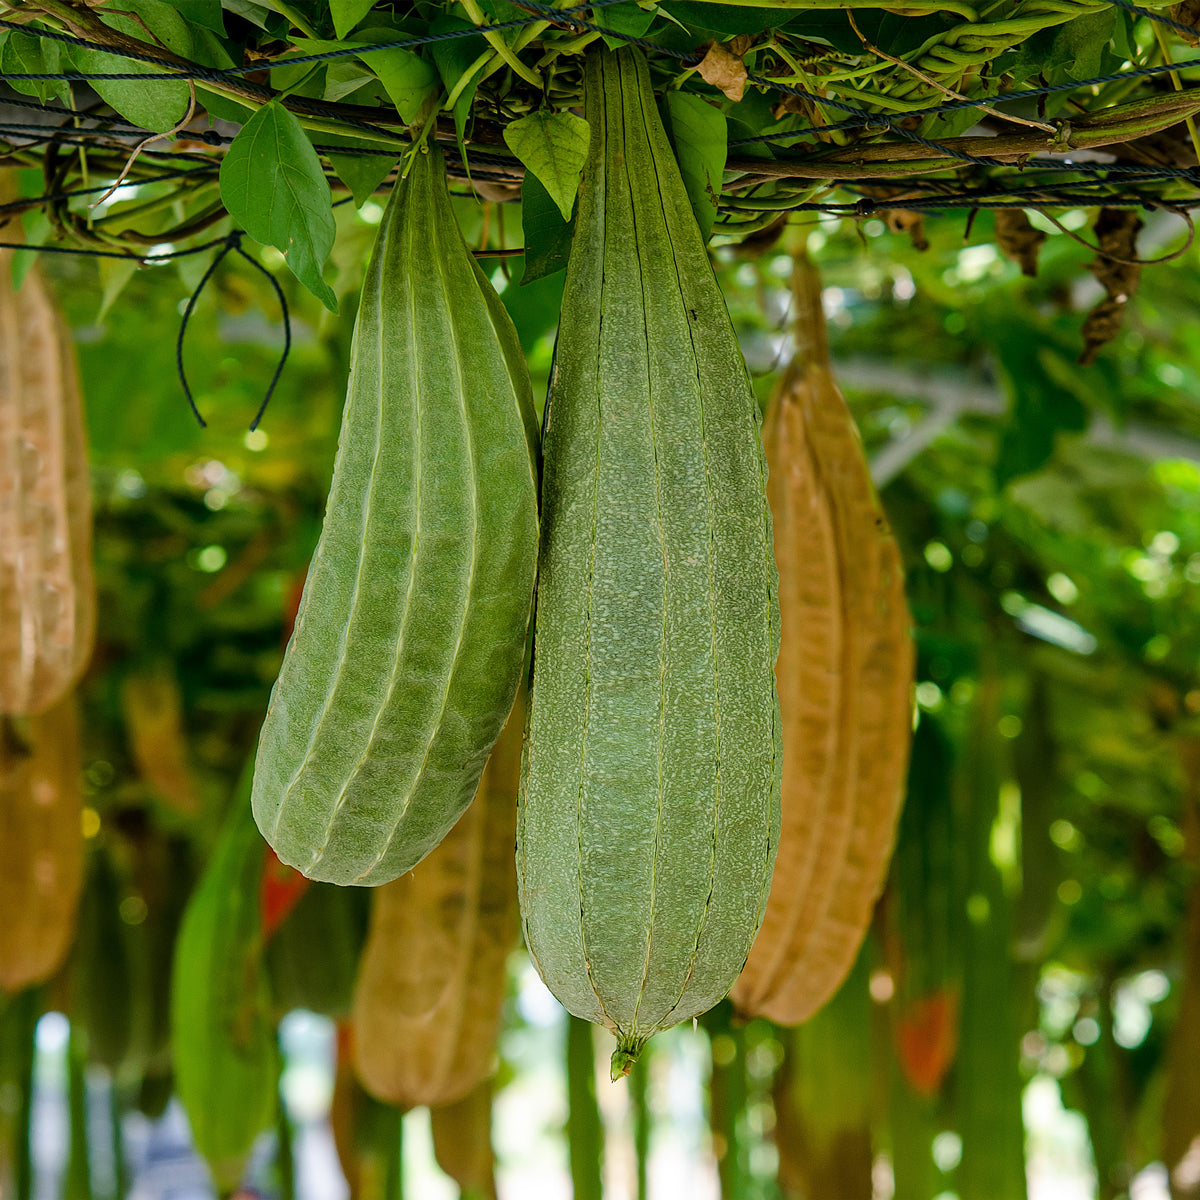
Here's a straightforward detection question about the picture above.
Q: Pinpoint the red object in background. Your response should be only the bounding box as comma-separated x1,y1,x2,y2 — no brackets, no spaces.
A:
896,987,961,1096
260,846,311,939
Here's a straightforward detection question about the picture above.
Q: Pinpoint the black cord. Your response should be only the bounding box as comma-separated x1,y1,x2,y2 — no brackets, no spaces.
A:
174,231,291,430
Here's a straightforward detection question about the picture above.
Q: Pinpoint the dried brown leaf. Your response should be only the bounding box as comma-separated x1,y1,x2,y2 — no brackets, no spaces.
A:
1079,207,1142,366
696,40,748,102
885,210,929,251
122,665,200,818
994,208,1046,277
1171,0,1200,45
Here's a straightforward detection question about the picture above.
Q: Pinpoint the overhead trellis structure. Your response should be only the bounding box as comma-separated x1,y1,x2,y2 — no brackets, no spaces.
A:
0,0,1199,304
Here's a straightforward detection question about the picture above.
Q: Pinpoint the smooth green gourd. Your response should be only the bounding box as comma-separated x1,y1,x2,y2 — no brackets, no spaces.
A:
252,144,539,886
517,46,781,1078
172,765,277,1190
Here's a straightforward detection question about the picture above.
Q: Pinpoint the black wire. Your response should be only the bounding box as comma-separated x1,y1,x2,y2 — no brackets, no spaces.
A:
174,231,291,429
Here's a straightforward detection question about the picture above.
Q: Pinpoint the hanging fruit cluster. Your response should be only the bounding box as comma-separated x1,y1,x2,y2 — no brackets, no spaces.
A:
0,41,917,1193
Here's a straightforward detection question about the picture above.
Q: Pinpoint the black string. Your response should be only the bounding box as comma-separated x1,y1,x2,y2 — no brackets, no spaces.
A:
174,231,291,430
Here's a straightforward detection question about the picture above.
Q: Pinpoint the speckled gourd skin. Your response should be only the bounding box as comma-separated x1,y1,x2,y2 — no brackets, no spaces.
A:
251,144,539,886
517,47,781,1076
0,172,95,717
0,697,84,993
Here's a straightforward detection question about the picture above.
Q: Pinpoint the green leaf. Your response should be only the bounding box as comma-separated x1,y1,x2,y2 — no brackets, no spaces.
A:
661,0,791,37
170,0,226,34
199,90,257,124
329,152,398,207
478,0,528,20
324,60,379,103
593,1,659,49
221,0,287,35
72,42,190,133
520,170,574,284
360,44,440,124
331,0,377,38
993,320,1089,485
219,101,338,311
97,257,139,321
1052,10,1117,81
503,112,590,222
661,92,725,240
2,30,70,108
102,0,232,67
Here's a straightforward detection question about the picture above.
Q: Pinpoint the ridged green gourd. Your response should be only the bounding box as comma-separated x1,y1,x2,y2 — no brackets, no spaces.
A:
252,144,539,886
517,46,781,1079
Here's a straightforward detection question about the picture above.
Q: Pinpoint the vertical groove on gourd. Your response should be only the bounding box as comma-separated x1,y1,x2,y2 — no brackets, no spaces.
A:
0,172,95,716
518,47,780,1073
0,696,85,993
251,145,538,886
731,250,913,1027
352,694,522,1107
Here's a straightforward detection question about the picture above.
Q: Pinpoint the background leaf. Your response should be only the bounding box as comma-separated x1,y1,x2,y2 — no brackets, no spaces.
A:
356,38,440,124
329,153,399,207
662,91,726,240
332,0,377,38
519,171,574,284
0,31,70,108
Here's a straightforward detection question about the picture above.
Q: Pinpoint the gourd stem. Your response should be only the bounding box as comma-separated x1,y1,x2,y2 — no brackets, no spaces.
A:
790,246,830,373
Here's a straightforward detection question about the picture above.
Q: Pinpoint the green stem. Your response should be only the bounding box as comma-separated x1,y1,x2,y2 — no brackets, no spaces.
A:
566,1016,604,1200
706,1006,747,1200
628,1052,650,1200
444,48,494,112
65,1025,92,1200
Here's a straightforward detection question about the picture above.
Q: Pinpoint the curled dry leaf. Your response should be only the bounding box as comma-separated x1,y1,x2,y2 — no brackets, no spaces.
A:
885,210,929,252
0,173,95,716
696,39,749,102
351,693,523,1108
730,250,914,1027
1170,0,1200,45
0,697,84,993
994,208,1047,277
1079,207,1143,366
